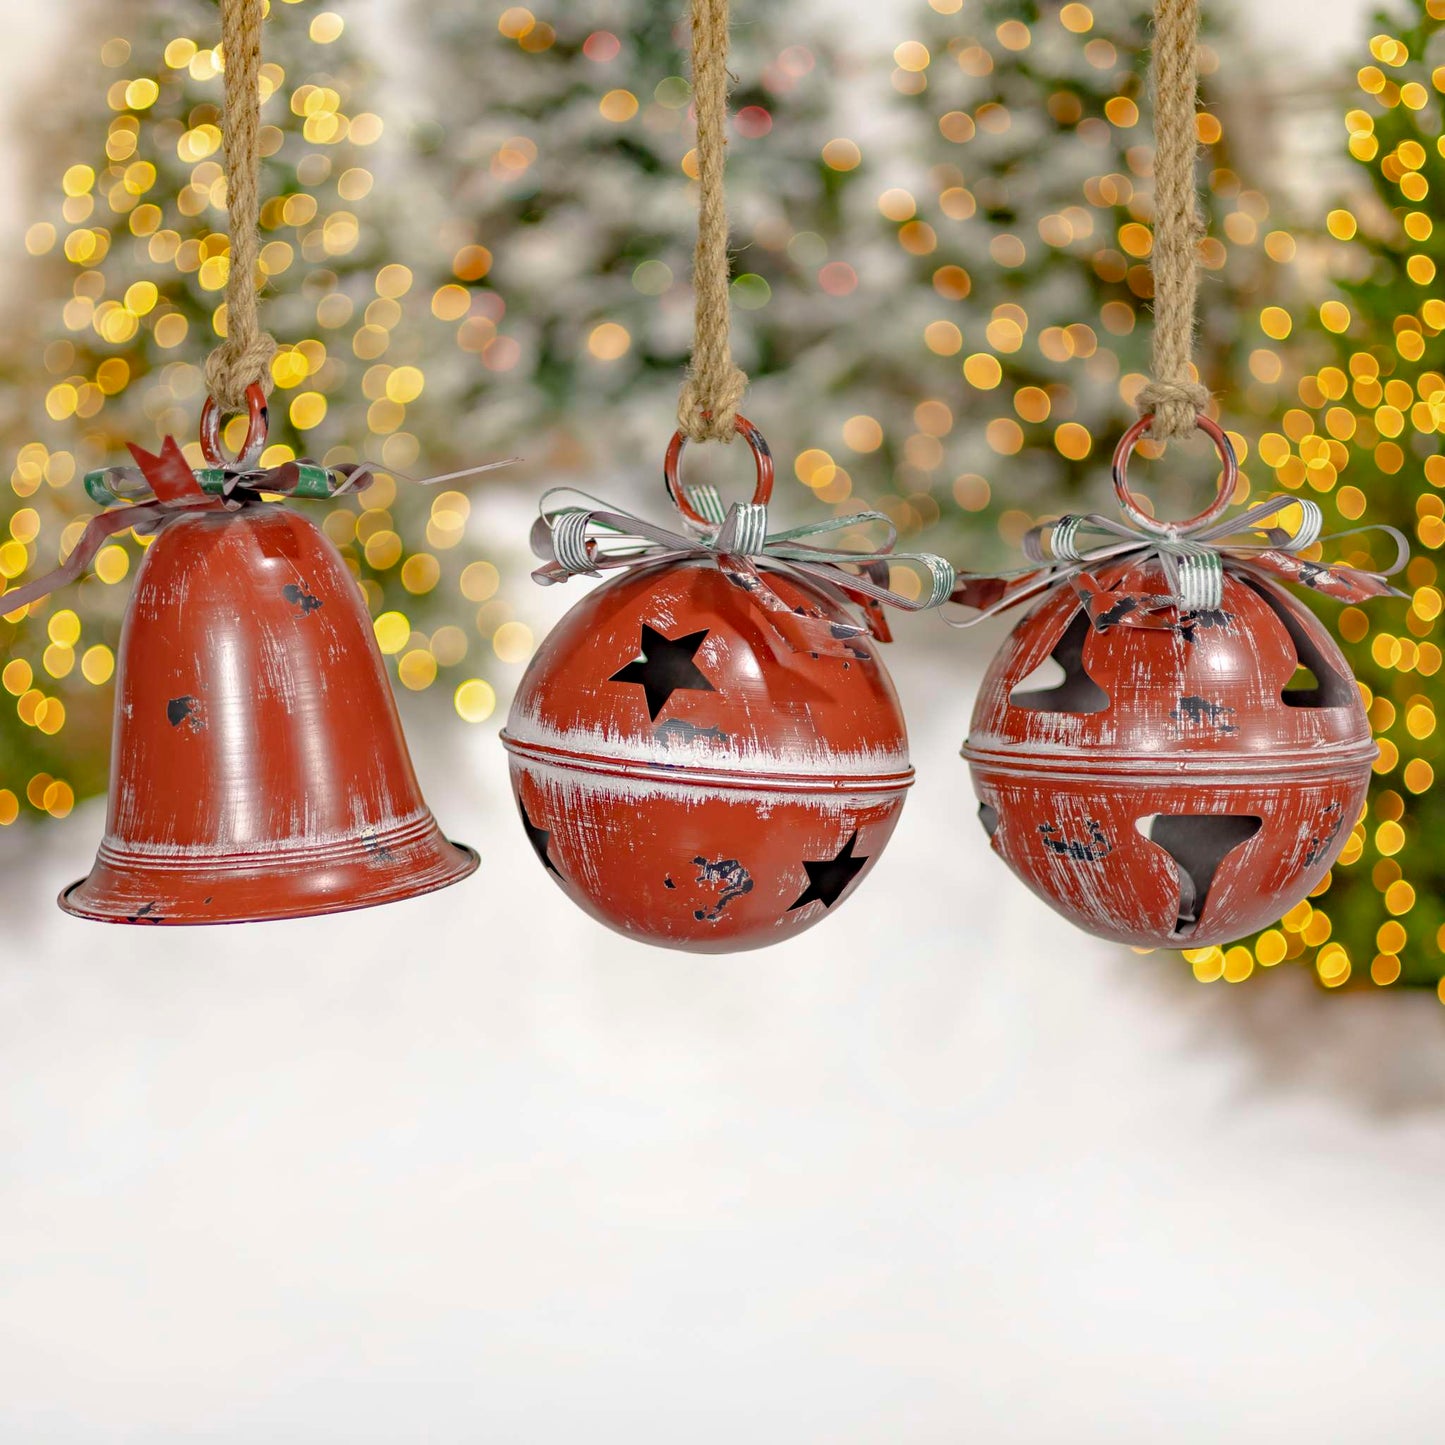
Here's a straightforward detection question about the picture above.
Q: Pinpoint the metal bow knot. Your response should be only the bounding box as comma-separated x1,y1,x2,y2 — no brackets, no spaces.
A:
0,433,384,619
1,440,515,619
82,452,374,509
951,493,1408,631
531,485,956,656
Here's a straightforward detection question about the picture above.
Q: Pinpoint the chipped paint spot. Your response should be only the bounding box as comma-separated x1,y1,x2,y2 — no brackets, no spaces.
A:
166,695,204,733
1171,695,1238,733
1304,800,1345,868
282,581,323,615
690,855,754,921
1039,819,1111,862
129,901,163,924
655,718,729,748
1181,608,1235,639
1094,595,1138,627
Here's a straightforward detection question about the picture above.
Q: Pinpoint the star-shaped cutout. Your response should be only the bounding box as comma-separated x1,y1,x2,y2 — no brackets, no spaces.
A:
520,800,561,877
609,624,714,721
788,831,868,912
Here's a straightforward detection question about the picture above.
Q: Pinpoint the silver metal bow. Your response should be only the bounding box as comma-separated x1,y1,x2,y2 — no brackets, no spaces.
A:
531,484,955,655
951,493,1408,629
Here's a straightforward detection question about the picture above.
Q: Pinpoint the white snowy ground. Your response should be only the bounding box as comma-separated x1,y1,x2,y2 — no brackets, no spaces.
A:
2,623,1445,1442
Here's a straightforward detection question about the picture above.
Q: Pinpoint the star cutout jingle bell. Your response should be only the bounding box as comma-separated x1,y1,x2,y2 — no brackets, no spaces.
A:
789,831,869,912
519,801,561,877
609,623,715,720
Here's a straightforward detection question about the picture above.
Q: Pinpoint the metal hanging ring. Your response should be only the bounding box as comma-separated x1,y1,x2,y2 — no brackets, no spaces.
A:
1112,413,1238,535
199,382,270,468
663,413,775,527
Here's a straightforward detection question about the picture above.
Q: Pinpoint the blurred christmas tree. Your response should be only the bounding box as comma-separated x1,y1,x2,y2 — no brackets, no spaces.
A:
408,0,896,504
863,0,1290,564
1183,1,1445,992
0,0,506,833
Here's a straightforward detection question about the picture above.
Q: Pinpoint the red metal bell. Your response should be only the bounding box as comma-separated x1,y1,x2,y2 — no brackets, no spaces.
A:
501,422,912,953
964,421,1376,948
62,443,477,925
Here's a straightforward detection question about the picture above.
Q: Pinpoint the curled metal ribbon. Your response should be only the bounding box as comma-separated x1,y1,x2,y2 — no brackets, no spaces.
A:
530,484,956,656
82,456,373,507
0,438,375,617
2,438,515,617
949,493,1408,632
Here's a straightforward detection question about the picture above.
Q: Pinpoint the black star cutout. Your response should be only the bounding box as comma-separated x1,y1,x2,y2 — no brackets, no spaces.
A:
788,831,868,912
609,624,715,721
520,801,561,877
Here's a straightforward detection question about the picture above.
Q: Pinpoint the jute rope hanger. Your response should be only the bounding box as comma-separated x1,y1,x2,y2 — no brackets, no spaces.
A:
203,0,278,414
677,0,749,444
203,0,1202,445
1136,0,1211,442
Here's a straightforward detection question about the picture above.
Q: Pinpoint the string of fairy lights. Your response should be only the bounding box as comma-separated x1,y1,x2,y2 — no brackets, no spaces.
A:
2,1,1443,991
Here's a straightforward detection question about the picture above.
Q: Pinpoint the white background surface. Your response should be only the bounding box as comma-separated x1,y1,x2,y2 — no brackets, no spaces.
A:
4,2,1444,1441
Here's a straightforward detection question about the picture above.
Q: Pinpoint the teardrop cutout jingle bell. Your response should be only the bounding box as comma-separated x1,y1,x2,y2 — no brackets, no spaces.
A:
25,385,478,924
502,417,953,953
961,415,1399,948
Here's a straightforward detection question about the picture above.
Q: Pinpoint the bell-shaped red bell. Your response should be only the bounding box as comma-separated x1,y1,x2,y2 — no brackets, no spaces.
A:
62,494,477,925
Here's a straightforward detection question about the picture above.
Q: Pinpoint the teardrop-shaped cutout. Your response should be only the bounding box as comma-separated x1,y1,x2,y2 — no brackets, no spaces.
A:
1137,813,1263,938
978,802,999,838
1240,578,1355,708
1010,610,1109,713
1287,663,1321,696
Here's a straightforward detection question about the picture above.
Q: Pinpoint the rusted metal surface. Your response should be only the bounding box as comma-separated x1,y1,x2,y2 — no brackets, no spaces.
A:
963,558,1376,947
62,503,477,925
502,556,911,952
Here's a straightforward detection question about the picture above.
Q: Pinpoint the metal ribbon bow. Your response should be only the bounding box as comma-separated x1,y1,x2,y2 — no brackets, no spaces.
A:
2,442,516,618
82,454,372,508
949,493,1408,631
531,485,956,656
0,437,375,616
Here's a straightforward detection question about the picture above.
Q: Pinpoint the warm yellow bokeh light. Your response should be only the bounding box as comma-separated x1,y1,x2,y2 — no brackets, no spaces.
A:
374,611,411,655
455,678,497,724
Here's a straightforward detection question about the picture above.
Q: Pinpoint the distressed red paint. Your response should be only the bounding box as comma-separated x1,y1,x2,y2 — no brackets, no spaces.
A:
963,557,1376,947
502,556,912,954
62,504,477,925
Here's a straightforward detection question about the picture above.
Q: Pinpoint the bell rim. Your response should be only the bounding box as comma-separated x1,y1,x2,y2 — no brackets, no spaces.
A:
501,730,915,795
56,838,479,926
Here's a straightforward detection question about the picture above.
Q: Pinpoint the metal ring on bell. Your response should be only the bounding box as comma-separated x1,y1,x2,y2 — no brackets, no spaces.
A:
199,381,270,468
663,414,775,527
1111,413,1238,536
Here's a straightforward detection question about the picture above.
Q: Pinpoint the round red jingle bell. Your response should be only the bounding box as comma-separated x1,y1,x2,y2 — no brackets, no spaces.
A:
963,417,1378,948
501,419,916,953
